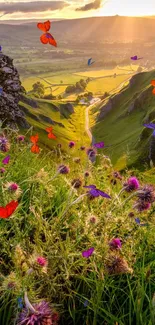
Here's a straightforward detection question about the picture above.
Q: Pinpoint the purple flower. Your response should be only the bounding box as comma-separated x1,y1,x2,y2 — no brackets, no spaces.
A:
9,183,18,191
84,185,111,199
143,123,155,136
17,300,59,325
109,238,122,249
0,167,5,174
36,256,47,267
86,148,96,159
58,164,70,174
16,135,25,142
93,141,104,149
134,200,151,212
82,247,94,258
124,177,139,192
135,218,148,226
0,136,10,152
137,185,155,203
69,141,75,148
2,155,10,165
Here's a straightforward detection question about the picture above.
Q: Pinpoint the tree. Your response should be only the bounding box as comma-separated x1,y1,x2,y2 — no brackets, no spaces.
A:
32,81,45,97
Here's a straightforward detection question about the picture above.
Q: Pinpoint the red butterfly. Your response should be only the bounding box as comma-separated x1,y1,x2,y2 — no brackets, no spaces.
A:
0,200,18,219
46,127,56,139
30,134,40,153
151,80,155,95
37,20,57,47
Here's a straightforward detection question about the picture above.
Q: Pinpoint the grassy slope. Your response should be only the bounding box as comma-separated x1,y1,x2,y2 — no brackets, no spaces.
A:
19,98,90,151
90,70,155,170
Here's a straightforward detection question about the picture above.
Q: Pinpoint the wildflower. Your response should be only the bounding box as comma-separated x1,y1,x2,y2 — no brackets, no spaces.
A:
36,257,47,267
80,146,85,150
135,218,148,226
105,255,133,275
133,200,151,212
57,143,62,148
137,185,155,203
17,297,59,325
84,185,111,199
124,176,139,192
84,171,90,177
58,164,70,174
113,171,122,180
69,141,75,148
128,212,134,217
86,147,96,160
83,300,89,307
16,135,25,142
2,155,10,165
5,182,22,198
0,136,10,152
0,167,5,174
88,215,98,224
109,238,122,250
82,247,94,258
74,157,81,163
71,178,82,189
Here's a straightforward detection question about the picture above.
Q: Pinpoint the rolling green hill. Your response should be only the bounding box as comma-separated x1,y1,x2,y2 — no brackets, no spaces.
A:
90,70,155,170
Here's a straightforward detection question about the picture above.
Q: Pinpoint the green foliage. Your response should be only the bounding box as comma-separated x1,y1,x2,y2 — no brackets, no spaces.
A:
32,81,45,98
0,129,155,324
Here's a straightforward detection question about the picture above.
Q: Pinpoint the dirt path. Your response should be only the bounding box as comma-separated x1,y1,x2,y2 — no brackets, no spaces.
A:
85,99,101,144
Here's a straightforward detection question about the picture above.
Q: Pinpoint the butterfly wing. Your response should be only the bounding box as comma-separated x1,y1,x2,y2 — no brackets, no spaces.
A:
30,134,39,144
152,88,155,95
48,133,56,139
31,144,40,154
151,80,155,87
37,20,50,32
0,207,7,218
94,142,104,148
6,201,18,218
97,189,111,198
40,34,49,44
46,127,53,133
48,33,57,47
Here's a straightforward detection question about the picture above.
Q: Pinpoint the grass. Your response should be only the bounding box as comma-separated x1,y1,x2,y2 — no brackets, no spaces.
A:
90,70,155,169
74,65,139,78
1,128,155,325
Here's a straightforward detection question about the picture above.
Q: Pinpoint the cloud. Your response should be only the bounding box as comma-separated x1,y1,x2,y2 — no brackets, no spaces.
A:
0,1,69,14
76,0,101,11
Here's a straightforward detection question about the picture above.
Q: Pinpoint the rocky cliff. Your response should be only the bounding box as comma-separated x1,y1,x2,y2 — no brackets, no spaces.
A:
0,51,30,129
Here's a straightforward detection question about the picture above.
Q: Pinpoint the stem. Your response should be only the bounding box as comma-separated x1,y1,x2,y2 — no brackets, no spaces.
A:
24,292,38,314
61,193,88,219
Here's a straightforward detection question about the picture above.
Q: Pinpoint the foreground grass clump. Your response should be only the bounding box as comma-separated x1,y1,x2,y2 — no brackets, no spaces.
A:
0,129,155,325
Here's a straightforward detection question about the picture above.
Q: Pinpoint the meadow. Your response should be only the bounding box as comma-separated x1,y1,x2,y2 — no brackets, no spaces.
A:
1,127,155,325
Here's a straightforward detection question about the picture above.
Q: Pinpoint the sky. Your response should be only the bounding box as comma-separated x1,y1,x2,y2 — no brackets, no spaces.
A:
0,0,155,20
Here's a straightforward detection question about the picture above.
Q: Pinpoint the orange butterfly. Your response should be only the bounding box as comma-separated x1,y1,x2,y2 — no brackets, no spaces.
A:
37,20,57,47
30,134,40,153
0,200,18,219
46,127,56,139
151,80,155,94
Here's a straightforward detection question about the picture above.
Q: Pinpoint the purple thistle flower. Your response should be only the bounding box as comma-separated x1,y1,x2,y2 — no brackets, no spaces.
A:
2,155,10,165
0,167,5,174
137,185,155,203
58,164,70,174
0,136,10,152
80,146,85,150
17,300,59,325
109,238,122,250
69,141,75,148
82,247,94,258
17,135,25,142
134,200,151,212
36,257,47,267
84,185,111,199
71,178,82,188
143,123,155,136
9,183,18,191
86,147,96,159
124,177,139,192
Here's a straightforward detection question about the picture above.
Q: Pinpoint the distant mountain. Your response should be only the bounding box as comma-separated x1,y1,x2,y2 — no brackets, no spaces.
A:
1,16,155,46
91,70,155,170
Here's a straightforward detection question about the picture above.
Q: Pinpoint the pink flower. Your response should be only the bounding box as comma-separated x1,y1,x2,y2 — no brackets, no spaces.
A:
109,238,122,249
0,167,5,174
36,256,47,267
124,177,139,192
17,135,25,142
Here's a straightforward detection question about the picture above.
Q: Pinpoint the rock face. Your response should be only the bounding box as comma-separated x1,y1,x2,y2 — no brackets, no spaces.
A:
0,52,30,128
